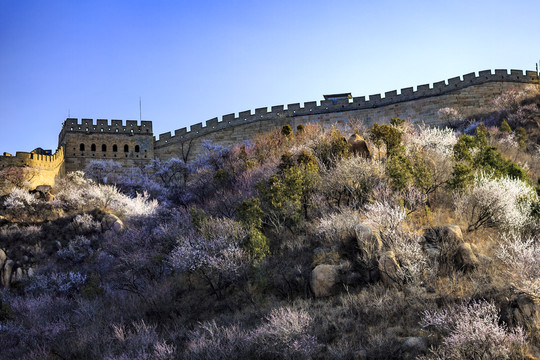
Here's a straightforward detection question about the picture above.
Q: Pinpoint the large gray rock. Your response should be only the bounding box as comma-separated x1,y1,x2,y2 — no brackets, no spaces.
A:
0,249,6,269
101,214,124,233
423,225,463,246
378,251,402,286
310,264,339,297
2,259,14,288
355,224,382,261
348,134,371,159
455,242,479,272
401,337,427,359
503,294,540,333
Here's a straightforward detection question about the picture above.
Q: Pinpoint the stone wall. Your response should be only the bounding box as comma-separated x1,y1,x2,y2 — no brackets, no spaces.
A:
154,69,540,160
0,147,65,189
59,119,154,173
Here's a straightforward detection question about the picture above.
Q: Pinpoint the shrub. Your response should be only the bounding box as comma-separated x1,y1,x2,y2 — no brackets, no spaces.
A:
3,188,39,217
258,151,320,231
184,307,321,360
281,124,293,136
83,160,123,184
311,127,349,168
370,123,403,156
318,156,386,209
500,120,512,133
168,217,251,299
419,300,528,360
455,172,537,232
497,233,540,297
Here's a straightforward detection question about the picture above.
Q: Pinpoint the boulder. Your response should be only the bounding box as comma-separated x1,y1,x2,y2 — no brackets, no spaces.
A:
423,225,463,246
455,242,479,272
310,264,339,297
401,337,427,359
503,294,540,333
0,249,6,269
102,214,124,233
1,259,14,288
355,224,382,261
348,134,371,158
378,251,402,286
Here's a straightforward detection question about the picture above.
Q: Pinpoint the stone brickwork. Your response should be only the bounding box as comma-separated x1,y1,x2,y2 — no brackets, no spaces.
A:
154,69,540,160
59,118,154,173
0,147,65,188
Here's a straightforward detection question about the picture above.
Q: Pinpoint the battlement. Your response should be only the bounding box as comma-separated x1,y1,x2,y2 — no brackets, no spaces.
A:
0,147,64,169
61,118,153,134
154,69,539,148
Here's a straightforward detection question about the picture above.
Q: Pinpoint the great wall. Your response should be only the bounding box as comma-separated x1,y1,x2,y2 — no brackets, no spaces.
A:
1,69,539,188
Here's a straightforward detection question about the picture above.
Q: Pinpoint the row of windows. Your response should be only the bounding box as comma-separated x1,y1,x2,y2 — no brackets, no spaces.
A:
79,143,140,152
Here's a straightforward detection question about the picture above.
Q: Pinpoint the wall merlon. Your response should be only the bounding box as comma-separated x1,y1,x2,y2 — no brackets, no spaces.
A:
447,76,461,86
174,128,187,137
385,90,397,99
463,72,476,82
271,105,284,112
159,132,172,141
400,87,414,97
190,123,203,132
206,118,219,128
495,69,508,78
97,119,108,126
304,101,317,109
239,110,252,119
255,107,268,116
479,70,492,78
526,70,538,79
433,81,446,91
223,113,236,123
368,94,381,105
287,103,301,111
111,120,123,127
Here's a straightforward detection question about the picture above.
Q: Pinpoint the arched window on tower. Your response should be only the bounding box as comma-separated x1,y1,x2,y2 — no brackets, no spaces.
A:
113,144,118,152
102,144,107,152
124,145,129,152
91,144,96,152
80,144,85,151
135,145,140,153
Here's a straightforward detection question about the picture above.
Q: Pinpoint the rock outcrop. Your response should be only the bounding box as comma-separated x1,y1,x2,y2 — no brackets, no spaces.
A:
311,264,339,297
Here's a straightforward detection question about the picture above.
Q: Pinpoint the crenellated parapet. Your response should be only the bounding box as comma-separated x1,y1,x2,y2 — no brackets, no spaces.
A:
58,119,153,148
0,147,64,170
154,69,539,149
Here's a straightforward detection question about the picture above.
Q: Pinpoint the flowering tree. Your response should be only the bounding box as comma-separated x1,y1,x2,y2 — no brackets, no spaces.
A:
420,300,528,360
168,217,251,299
497,233,540,297
455,172,537,232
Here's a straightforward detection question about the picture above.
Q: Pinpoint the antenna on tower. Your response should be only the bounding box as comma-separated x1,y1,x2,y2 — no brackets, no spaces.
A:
68,109,70,117
139,97,142,122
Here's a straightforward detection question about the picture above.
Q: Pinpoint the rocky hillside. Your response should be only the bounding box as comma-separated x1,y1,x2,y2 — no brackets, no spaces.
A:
0,87,539,359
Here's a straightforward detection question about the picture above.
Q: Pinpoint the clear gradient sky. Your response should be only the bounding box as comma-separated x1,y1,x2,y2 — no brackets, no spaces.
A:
1,0,538,154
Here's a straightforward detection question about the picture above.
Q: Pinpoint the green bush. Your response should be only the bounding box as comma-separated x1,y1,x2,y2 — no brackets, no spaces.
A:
281,124,292,136
387,152,413,191
500,120,512,133
258,150,320,229
313,127,349,167
370,123,403,156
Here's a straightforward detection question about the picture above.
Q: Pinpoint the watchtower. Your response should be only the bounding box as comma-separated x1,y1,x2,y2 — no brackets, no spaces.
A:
58,118,154,173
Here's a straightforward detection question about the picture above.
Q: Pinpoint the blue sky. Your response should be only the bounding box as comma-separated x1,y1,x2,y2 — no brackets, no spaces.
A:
0,0,538,154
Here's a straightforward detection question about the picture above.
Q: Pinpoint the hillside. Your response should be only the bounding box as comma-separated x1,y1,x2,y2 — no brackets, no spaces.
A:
0,86,540,359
